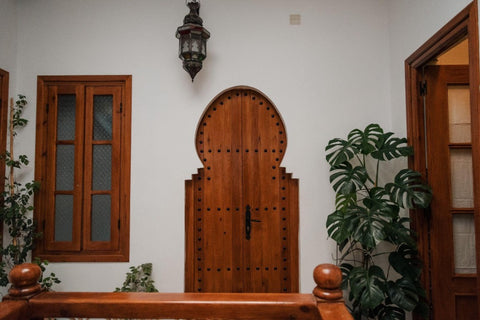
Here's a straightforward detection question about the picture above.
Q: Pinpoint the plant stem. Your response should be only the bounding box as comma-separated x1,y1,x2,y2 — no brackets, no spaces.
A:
8,98,19,262
9,98,14,198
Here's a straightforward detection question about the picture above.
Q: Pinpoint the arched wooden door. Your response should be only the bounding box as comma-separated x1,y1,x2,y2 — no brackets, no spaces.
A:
185,86,299,293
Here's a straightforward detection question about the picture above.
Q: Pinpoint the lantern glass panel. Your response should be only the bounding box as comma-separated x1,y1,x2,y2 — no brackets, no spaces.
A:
192,39,200,52
182,39,190,53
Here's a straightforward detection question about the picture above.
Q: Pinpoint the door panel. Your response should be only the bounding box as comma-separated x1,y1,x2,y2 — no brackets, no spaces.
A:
185,87,298,293
425,65,478,319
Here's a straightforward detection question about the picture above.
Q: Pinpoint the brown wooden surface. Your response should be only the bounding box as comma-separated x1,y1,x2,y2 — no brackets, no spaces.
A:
0,68,8,251
0,300,29,320
27,292,318,319
424,65,478,319
0,263,351,320
405,2,480,319
34,75,131,262
185,86,299,293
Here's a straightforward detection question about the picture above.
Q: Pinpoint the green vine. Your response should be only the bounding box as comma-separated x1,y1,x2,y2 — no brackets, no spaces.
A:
0,95,60,291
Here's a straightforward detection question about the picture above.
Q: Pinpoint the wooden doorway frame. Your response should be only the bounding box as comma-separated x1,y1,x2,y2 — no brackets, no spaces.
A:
404,1,480,318
0,68,10,250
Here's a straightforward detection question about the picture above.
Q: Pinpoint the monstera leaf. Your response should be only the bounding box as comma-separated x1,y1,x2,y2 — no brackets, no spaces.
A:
386,169,432,208
387,277,420,311
372,132,413,160
335,192,357,211
388,243,422,280
325,137,358,166
384,217,416,247
348,123,384,155
326,208,360,243
362,187,397,220
375,305,406,320
325,124,431,320
349,265,386,309
330,162,368,194
352,206,388,249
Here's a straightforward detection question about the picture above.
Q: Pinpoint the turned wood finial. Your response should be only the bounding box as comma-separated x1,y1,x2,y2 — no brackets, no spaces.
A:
313,263,343,301
8,263,42,298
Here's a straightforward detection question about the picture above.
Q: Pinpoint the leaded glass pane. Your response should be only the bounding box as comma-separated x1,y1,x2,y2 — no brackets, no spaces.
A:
91,194,111,241
93,95,113,140
92,145,112,190
55,194,73,242
453,214,477,274
57,94,76,140
55,144,75,191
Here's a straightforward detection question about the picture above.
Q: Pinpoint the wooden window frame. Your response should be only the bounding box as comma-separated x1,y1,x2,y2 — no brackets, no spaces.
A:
34,75,132,262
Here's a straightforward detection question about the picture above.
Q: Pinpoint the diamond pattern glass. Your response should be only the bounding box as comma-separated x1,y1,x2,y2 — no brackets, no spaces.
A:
92,145,112,190
56,144,75,191
55,194,73,242
91,195,111,241
57,94,76,140
93,95,113,141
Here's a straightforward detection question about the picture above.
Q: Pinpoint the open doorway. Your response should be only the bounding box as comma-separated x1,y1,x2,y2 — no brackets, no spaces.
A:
405,2,480,319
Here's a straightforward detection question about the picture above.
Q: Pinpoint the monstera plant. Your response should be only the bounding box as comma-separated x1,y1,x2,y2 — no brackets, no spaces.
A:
325,124,432,320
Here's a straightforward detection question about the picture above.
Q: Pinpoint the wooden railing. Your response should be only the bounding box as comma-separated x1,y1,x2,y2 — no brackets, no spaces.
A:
1,263,352,320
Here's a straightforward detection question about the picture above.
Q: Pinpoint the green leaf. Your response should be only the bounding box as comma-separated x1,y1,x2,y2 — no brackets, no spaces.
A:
349,265,386,309
330,162,368,194
372,132,413,160
340,263,354,290
363,187,397,219
388,243,422,280
384,217,416,246
334,192,357,211
348,123,384,155
325,138,358,166
375,304,406,320
352,205,387,249
385,169,432,208
387,277,420,311
326,209,359,243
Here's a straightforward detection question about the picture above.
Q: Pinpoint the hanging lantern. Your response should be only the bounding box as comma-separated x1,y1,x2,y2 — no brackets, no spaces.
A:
176,1,210,82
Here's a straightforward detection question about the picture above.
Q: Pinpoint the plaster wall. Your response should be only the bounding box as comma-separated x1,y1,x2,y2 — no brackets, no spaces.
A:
2,0,477,297
0,0,18,97
387,0,472,135
5,0,393,293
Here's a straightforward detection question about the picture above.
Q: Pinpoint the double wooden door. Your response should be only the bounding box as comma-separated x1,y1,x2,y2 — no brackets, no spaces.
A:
424,65,479,319
185,87,298,293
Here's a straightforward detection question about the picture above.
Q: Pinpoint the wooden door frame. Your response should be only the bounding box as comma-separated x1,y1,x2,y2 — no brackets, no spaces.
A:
0,68,9,250
405,1,480,317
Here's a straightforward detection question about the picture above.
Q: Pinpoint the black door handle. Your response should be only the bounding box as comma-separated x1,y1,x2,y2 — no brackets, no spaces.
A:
246,205,261,240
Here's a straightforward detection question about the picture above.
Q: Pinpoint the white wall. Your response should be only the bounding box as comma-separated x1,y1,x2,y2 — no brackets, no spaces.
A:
387,0,472,135
9,0,391,293
0,0,18,96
